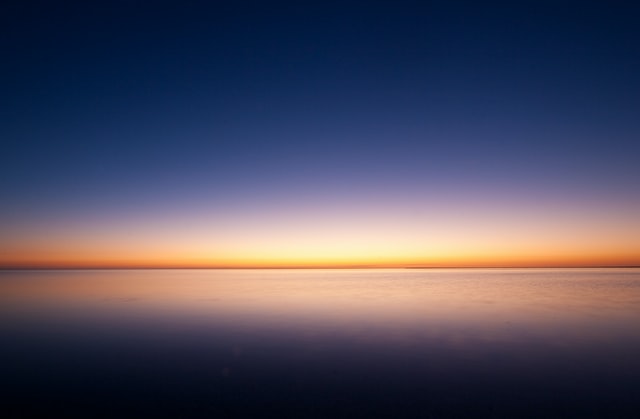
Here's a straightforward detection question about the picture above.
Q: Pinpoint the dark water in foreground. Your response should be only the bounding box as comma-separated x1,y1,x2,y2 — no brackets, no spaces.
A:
1,268,639,418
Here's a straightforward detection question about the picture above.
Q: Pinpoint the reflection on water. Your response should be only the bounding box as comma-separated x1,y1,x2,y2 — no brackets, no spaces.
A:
1,268,639,418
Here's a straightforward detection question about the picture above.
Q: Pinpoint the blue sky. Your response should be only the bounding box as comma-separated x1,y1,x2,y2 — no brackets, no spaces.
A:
2,1,639,267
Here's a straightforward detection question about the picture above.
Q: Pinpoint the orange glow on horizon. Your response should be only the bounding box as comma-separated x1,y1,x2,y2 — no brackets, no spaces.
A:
2,190,639,269
2,250,639,269
2,224,639,268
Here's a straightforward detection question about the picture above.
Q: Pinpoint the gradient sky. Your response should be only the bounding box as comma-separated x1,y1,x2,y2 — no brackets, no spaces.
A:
2,0,640,268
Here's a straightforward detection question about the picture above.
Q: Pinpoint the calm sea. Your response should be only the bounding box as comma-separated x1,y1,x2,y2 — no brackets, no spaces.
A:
1,268,639,418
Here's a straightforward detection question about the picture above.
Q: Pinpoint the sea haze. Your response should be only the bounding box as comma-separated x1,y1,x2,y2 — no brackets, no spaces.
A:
1,268,639,418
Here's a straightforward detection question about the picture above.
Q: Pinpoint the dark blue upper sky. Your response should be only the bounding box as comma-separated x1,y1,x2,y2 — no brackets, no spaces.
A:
2,1,640,266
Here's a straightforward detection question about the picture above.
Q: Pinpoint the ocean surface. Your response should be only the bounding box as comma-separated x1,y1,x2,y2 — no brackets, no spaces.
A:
1,268,639,418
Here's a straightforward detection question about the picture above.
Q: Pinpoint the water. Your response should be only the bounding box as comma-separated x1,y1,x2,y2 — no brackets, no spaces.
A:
1,268,639,418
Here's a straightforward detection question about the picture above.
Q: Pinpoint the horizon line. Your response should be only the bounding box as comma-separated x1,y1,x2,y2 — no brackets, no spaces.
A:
1,264,639,270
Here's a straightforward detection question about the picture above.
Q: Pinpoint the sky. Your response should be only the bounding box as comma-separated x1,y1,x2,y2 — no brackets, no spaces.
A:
1,0,640,268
